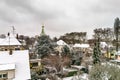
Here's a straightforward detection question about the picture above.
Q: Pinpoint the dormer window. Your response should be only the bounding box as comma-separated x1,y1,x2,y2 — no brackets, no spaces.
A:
0,63,15,79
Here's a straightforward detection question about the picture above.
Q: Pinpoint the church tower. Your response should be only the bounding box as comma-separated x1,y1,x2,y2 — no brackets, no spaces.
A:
40,25,46,36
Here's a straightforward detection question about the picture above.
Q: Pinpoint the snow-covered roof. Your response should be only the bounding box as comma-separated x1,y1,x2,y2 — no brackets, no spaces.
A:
116,51,120,55
30,59,41,62
0,39,4,43
63,68,77,72
0,34,21,46
73,44,81,47
73,43,89,48
100,42,107,48
57,40,67,46
0,50,31,80
110,59,120,63
71,65,85,70
0,63,15,71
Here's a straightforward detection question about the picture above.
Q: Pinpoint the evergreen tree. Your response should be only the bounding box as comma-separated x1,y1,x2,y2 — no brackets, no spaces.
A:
114,17,120,51
92,39,101,64
61,45,70,56
36,26,55,58
36,35,54,58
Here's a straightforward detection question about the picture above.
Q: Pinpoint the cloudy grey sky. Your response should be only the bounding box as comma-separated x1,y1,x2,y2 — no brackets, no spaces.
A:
0,0,120,38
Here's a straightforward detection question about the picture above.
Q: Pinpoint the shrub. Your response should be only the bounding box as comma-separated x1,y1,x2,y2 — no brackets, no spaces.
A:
89,63,120,80
66,71,78,77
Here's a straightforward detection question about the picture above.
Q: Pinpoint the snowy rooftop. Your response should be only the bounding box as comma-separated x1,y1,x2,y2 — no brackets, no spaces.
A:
30,59,41,62
0,34,21,46
100,42,107,48
73,43,89,48
110,59,120,62
73,44,81,47
0,50,31,80
71,65,85,70
115,51,120,55
0,39,4,43
57,40,67,46
0,63,15,71
63,68,77,72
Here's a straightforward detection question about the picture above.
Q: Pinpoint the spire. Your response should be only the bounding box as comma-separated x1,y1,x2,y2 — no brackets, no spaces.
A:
41,25,45,35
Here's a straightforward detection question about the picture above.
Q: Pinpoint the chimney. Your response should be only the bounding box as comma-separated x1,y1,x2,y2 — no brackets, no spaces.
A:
9,49,13,55
16,33,19,39
8,32,10,36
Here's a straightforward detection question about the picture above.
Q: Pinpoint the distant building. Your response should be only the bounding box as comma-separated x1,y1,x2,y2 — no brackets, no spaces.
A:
56,40,69,53
73,43,89,50
30,59,41,71
115,51,120,60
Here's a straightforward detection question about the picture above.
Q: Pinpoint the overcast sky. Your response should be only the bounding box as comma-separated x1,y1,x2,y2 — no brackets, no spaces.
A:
0,0,120,39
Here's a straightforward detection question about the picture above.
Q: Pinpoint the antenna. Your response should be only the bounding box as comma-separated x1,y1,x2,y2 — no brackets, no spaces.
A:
11,26,15,35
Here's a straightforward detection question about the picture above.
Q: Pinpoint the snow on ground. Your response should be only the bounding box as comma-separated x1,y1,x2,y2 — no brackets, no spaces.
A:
63,67,77,72
63,73,88,80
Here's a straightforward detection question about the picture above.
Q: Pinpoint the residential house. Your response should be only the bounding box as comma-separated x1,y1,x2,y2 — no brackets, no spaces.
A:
0,50,31,80
0,33,31,80
56,40,69,53
0,34,23,51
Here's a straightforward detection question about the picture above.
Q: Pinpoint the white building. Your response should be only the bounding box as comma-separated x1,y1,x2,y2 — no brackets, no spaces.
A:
56,40,69,53
73,43,89,48
0,34,23,51
73,43,90,52
0,50,31,80
0,33,31,80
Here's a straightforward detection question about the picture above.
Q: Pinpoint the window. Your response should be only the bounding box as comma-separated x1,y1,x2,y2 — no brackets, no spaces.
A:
117,62,120,65
0,74,2,78
32,62,38,67
15,47,20,50
3,74,7,78
0,73,7,79
111,54,114,56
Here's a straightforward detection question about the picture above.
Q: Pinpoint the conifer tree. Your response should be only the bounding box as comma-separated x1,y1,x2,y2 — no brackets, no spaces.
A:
36,26,55,58
36,35,54,58
114,17,120,51
61,45,70,56
92,39,101,64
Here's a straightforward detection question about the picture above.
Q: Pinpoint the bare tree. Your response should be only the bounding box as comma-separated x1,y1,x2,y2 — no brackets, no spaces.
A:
59,32,87,44
93,28,114,43
41,54,71,73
